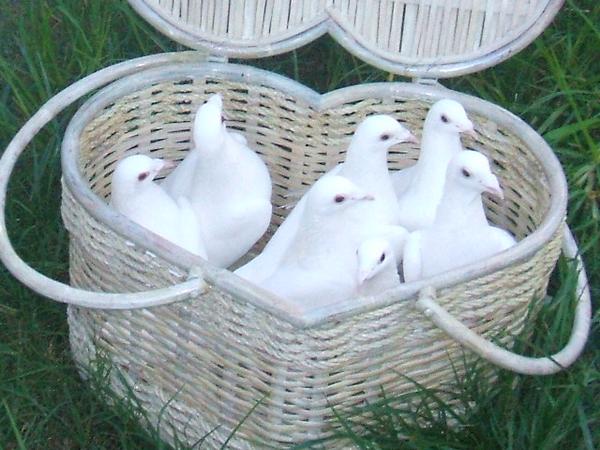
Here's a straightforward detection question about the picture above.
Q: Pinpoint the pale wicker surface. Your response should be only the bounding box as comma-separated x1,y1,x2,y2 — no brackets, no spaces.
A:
59,67,564,448
129,0,564,77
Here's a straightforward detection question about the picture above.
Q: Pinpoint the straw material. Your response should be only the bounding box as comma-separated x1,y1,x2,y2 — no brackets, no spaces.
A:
61,75,563,448
129,0,562,77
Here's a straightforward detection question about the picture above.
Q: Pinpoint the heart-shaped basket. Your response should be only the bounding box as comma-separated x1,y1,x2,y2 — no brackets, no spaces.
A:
0,1,592,448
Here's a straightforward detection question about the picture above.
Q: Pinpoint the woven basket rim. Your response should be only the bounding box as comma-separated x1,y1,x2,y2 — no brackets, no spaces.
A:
61,59,568,328
126,0,564,78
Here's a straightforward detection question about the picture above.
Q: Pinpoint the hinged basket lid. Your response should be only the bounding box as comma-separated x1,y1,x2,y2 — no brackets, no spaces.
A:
128,0,564,78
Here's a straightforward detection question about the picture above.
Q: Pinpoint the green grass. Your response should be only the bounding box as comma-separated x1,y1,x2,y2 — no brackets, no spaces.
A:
0,0,598,448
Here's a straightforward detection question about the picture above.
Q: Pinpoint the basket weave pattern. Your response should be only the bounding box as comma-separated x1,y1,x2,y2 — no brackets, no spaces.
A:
140,0,550,67
60,75,563,447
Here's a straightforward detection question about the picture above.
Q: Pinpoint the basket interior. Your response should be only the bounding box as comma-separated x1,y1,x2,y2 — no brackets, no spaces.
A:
76,74,551,259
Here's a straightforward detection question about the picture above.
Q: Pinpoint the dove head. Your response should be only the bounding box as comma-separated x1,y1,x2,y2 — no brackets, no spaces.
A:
306,175,375,216
352,115,418,152
425,99,475,138
356,237,396,285
112,154,175,193
447,150,503,199
193,93,226,153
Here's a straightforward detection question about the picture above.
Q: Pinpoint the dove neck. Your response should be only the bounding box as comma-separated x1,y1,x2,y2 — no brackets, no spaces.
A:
342,142,392,193
434,183,483,228
344,140,389,176
110,180,157,213
412,130,461,188
194,129,227,157
359,261,399,295
111,178,141,201
195,142,222,158
291,212,348,262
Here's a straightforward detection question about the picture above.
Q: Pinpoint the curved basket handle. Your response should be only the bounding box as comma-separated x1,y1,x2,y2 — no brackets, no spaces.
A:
0,52,210,309
415,226,591,375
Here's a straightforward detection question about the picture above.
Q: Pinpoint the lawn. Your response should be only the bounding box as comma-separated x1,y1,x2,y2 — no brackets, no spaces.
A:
0,0,598,448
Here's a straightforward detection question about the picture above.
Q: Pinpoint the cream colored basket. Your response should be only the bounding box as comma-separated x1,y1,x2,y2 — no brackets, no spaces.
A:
0,1,592,448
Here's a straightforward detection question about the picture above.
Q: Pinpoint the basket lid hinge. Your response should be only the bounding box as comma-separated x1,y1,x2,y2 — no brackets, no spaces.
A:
207,54,229,63
412,77,443,87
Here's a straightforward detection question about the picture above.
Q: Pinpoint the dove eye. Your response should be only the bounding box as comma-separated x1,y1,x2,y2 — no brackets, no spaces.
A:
441,114,449,123
334,195,346,203
380,133,390,141
379,252,386,263
461,168,471,178
138,171,150,181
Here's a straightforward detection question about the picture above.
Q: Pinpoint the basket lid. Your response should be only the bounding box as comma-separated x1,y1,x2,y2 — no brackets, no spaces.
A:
128,0,563,78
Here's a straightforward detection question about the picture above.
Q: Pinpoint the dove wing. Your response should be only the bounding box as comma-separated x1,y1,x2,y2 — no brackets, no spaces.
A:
488,226,517,251
235,196,305,282
235,162,345,282
263,263,354,309
236,158,360,283
230,131,247,145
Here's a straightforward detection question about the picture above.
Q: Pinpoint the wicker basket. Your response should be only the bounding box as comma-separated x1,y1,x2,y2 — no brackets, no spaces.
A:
0,1,592,448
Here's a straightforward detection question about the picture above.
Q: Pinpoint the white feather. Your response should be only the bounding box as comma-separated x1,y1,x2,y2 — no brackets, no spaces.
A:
402,151,516,282
394,99,477,231
236,114,415,283
260,176,376,310
111,155,206,257
163,94,272,268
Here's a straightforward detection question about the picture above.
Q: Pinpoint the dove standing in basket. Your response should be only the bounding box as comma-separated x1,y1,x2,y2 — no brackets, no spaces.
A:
260,175,376,309
236,114,417,283
110,154,207,258
162,93,272,268
403,150,516,282
394,99,478,231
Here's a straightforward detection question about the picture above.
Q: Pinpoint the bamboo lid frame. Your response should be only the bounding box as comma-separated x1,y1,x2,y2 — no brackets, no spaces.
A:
128,0,564,78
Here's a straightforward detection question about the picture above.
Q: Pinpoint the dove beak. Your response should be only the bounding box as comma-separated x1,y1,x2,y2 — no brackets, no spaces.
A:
359,193,376,201
483,176,504,200
357,269,372,285
462,121,477,139
156,159,177,175
349,192,375,202
405,132,419,145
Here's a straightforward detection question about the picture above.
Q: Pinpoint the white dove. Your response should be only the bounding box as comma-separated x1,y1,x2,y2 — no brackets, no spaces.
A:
235,114,417,283
356,237,402,298
403,151,516,283
259,175,376,310
394,99,478,231
162,93,272,268
110,154,207,258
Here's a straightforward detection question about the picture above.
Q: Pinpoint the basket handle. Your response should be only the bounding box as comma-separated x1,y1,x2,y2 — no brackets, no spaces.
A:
0,52,211,309
415,226,591,375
